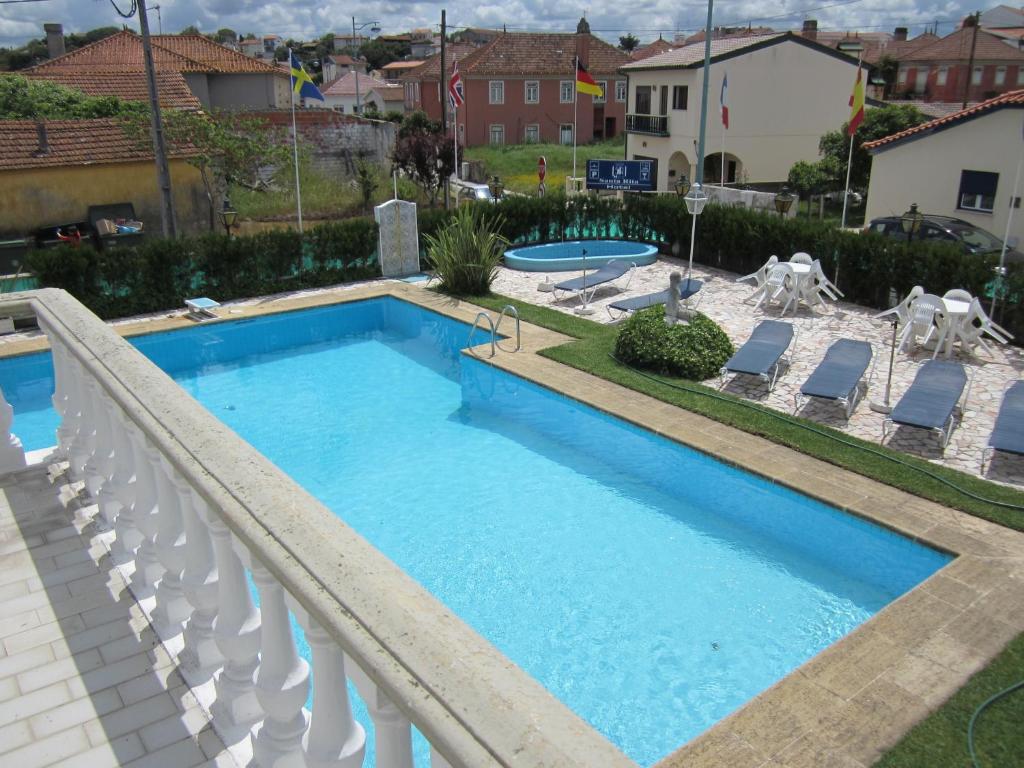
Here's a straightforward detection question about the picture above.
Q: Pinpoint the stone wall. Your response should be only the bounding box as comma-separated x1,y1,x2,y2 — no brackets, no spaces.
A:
249,110,397,177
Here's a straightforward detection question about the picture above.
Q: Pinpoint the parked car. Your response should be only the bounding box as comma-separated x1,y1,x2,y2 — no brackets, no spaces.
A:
455,182,498,205
823,190,863,206
865,214,1023,262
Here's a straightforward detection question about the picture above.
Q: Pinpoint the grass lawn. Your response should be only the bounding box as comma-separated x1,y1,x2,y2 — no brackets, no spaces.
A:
462,290,1024,767
462,137,625,195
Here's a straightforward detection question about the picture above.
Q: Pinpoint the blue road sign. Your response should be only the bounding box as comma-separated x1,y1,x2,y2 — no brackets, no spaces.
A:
585,159,655,191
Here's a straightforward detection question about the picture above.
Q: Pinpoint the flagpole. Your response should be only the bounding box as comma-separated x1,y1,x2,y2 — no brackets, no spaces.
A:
288,49,304,234
992,138,1023,316
840,54,862,233
453,102,459,182
572,55,579,187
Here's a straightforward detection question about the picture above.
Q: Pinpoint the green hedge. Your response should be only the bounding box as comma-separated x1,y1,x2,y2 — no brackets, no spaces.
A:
26,219,379,319
423,195,1023,338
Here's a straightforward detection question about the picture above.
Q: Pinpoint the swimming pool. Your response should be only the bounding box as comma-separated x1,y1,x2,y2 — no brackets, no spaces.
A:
0,298,950,766
504,239,659,271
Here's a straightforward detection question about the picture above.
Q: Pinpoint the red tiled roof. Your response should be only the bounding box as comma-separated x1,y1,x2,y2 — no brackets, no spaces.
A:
20,70,202,111
25,30,284,76
902,27,1024,62
796,30,893,64
632,37,676,61
884,99,981,119
683,27,776,45
0,118,195,171
329,54,355,65
366,85,405,101
622,32,787,70
401,44,478,81
882,32,939,60
863,89,1024,150
322,71,388,97
381,60,424,71
456,32,631,77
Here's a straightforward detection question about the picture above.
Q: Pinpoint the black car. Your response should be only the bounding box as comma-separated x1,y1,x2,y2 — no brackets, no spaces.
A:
866,214,1023,263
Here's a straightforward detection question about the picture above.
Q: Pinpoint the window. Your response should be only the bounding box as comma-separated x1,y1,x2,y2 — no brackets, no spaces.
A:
594,81,607,104
615,80,626,102
937,66,948,86
560,124,573,145
996,66,1007,86
958,170,998,213
659,85,668,115
635,85,652,114
560,80,574,103
525,80,539,104
525,124,539,143
672,85,688,110
972,66,983,85
489,124,505,145
1018,67,1024,86
489,80,504,104
914,66,928,93
897,68,908,84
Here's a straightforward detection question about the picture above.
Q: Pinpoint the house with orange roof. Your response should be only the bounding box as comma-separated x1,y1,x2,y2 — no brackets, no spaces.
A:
323,54,366,83
863,90,1024,247
402,19,629,147
22,30,290,110
379,60,424,84
632,37,677,61
318,71,390,113
18,70,202,112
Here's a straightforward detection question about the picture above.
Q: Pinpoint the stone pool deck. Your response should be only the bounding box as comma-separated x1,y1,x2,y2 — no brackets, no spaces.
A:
0,280,1022,768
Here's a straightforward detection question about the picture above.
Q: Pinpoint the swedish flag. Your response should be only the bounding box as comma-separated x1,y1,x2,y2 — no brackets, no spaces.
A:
290,53,324,101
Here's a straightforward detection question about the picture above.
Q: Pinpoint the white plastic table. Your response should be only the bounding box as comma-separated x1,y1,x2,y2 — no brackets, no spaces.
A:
940,297,971,357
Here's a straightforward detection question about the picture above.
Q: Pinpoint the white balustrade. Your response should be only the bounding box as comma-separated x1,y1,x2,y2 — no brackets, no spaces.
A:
82,377,114,499
66,357,96,480
347,661,413,768
125,422,164,592
250,558,311,768
430,748,455,768
89,387,122,524
0,385,26,474
291,610,365,768
106,407,141,564
151,455,191,634
205,510,262,728
179,487,223,674
45,334,77,457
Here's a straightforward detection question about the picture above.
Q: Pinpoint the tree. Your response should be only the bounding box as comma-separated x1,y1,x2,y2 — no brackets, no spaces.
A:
354,159,378,213
817,104,927,190
876,55,899,98
787,161,829,216
619,34,640,53
392,111,454,206
359,38,411,71
216,28,238,44
179,25,202,36
0,75,146,119
274,46,289,62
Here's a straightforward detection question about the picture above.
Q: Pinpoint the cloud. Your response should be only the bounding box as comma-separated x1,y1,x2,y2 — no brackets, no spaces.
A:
0,0,979,47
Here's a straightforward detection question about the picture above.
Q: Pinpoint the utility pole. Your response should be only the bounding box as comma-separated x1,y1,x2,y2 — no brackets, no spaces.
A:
962,11,980,110
440,9,449,210
138,0,177,238
352,17,361,114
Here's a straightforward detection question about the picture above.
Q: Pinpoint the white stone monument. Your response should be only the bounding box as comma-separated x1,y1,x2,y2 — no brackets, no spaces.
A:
374,199,420,277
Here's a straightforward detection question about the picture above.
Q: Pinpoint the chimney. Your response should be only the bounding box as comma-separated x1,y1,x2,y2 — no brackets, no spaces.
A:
894,27,908,42
802,19,818,41
575,16,591,67
32,121,50,158
44,23,65,59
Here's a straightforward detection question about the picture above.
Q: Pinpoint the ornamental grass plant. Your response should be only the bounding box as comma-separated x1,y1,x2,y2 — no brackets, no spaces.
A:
424,204,509,296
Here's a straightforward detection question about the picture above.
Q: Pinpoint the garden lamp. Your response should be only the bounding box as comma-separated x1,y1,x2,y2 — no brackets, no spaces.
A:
488,175,505,200
683,183,708,281
674,174,690,198
219,197,238,237
774,186,795,217
900,203,923,242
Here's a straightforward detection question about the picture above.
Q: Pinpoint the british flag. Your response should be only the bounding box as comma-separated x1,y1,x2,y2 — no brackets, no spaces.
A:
448,60,465,109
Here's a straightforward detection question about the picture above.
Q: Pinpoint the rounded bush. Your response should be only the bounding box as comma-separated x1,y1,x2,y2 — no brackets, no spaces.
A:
614,306,735,381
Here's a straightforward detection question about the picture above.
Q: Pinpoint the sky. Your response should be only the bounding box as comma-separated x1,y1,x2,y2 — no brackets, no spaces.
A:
0,0,984,47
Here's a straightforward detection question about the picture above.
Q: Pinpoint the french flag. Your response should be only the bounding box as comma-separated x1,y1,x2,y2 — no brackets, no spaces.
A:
720,73,729,129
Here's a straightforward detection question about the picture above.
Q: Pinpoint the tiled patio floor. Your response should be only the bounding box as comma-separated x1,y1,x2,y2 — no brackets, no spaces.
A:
0,459,239,768
491,257,1024,485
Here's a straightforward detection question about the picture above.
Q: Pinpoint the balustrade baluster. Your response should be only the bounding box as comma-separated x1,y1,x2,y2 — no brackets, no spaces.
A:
39,326,75,456
204,511,262,728
125,423,163,591
66,357,96,479
0,384,26,474
88,387,122,523
179,486,222,675
347,662,413,768
292,611,365,768
151,455,191,634
251,559,311,768
82,377,114,499
106,404,141,564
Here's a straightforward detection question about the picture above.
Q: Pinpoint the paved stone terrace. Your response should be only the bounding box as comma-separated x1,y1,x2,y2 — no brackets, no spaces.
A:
492,257,1024,486
0,459,240,768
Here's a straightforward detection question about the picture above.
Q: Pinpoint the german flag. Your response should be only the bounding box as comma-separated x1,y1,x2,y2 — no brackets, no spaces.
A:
575,60,603,98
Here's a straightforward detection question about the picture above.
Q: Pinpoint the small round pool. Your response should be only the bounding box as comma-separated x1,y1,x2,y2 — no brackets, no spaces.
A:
504,240,659,271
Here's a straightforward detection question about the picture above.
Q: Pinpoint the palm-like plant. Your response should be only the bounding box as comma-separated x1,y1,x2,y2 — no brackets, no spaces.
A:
424,205,508,295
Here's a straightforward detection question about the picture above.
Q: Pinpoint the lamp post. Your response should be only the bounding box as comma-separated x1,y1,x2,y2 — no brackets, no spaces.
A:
351,18,381,115
683,184,708,282
901,202,923,242
774,186,795,218
219,197,238,238
674,174,690,198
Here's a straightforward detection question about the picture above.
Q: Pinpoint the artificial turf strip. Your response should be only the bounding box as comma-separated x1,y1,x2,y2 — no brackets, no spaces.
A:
466,292,1024,532
873,631,1024,768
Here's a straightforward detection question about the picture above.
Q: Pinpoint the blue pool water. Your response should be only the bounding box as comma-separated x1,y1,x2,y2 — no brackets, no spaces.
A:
504,239,659,271
0,299,950,766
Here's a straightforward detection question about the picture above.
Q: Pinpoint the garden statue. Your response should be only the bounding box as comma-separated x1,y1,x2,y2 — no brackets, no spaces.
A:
665,271,684,325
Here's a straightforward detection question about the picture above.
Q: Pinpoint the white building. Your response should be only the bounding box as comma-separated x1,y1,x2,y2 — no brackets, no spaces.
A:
864,90,1024,246
317,71,389,113
619,32,870,191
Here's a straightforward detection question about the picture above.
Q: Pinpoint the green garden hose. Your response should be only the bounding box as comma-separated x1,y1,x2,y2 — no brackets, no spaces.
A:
967,680,1024,767
609,354,1024,512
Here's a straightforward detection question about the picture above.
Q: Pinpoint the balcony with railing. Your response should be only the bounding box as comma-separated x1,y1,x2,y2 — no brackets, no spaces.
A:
625,114,669,136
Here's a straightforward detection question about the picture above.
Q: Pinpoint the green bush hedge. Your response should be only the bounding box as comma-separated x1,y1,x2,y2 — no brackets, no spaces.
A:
26,219,379,319
615,307,735,381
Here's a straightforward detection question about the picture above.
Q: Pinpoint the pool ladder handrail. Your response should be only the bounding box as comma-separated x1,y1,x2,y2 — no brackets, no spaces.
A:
467,305,520,358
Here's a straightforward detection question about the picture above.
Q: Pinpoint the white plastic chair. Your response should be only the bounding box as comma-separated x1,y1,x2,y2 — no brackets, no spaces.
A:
737,255,779,301
875,285,924,326
789,252,814,265
800,260,843,306
943,288,973,303
955,297,1014,355
755,263,799,314
898,293,950,357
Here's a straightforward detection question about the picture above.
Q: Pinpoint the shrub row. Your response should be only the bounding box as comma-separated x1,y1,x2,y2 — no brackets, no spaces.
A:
421,194,1023,338
26,219,379,319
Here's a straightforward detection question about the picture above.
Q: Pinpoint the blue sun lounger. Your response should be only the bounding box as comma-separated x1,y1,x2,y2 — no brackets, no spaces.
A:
720,320,795,392
983,380,1024,470
552,259,635,304
606,279,703,320
882,360,970,448
795,339,874,418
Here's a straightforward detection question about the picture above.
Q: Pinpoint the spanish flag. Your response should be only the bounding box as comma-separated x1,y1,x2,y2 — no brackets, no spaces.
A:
576,60,603,98
847,66,864,136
